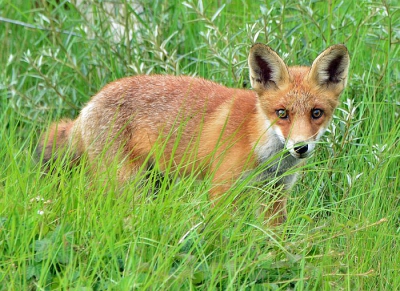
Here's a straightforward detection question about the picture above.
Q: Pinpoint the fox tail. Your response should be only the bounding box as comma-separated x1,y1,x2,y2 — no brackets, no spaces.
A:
37,119,81,168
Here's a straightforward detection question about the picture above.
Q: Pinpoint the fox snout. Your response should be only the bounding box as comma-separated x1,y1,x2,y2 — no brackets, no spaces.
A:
287,141,316,159
294,144,308,155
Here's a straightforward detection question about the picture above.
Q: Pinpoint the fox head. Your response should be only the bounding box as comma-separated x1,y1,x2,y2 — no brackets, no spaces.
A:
248,44,350,159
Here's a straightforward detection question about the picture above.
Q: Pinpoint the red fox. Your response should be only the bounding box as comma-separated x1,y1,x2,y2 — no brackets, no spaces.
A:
38,44,350,225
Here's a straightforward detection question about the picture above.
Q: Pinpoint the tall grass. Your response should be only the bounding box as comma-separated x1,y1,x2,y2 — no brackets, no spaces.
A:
1,0,399,290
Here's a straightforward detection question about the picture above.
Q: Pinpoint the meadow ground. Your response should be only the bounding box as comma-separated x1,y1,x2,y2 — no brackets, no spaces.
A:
0,0,399,290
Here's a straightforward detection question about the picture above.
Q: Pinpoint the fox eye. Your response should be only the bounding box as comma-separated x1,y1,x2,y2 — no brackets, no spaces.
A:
311,109,323,119
276,109,288,119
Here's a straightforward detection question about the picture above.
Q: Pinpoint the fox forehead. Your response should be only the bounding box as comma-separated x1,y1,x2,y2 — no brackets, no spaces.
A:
281,90,328,114
260,66,338,114
289,66,310,84
285,67,320,113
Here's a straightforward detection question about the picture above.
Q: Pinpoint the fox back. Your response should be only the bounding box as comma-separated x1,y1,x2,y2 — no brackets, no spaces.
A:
38,44,350,224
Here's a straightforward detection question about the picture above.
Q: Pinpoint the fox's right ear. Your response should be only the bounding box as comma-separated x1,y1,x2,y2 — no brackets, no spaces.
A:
248,44,290,92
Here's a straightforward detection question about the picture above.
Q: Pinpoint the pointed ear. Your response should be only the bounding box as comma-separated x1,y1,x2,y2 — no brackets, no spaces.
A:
248,44,290,91
308,44,350,94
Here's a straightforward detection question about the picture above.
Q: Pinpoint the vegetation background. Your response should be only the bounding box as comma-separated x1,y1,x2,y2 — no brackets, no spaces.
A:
1,0,399,290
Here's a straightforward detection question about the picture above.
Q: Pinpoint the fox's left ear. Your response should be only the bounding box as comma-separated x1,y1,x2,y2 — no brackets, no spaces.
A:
308,44,350,94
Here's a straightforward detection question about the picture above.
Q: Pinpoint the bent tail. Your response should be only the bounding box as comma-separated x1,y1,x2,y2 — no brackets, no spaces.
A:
37,119,82,169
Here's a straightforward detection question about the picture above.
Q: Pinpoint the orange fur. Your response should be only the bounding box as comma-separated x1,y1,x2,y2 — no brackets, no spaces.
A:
37,119,77,165
38,44,350,225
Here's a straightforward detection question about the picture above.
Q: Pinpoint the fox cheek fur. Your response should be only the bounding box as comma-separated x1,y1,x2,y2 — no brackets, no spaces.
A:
38,43,350,225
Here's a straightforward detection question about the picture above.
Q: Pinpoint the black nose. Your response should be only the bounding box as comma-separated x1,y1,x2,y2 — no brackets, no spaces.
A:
294,144,308,155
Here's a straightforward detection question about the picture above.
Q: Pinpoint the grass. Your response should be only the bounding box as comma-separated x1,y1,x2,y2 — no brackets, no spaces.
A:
1,0,399,290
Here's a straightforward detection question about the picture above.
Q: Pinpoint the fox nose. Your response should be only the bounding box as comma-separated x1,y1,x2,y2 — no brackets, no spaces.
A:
294,144,308,155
